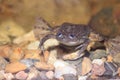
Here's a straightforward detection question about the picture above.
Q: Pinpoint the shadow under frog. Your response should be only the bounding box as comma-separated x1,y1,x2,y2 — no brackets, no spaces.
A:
34,18,103,60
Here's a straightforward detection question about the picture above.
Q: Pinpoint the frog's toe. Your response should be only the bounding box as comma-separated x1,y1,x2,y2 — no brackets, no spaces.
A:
63,50,84,60
39,45,45,53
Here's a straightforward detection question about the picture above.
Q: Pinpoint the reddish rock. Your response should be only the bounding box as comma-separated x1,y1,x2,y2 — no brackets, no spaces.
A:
92,62,105,76
15,71,28,80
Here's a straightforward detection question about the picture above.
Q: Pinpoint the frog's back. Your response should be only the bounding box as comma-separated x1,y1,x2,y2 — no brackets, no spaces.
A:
89,6,120,38
58,23,90,38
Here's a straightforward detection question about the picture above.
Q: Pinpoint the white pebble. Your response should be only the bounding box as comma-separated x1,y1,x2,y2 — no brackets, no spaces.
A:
92,59,104,65
54,60,77,78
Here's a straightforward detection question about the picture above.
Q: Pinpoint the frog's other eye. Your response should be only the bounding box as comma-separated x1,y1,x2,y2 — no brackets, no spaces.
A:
69,34,75,39
57,33,63,38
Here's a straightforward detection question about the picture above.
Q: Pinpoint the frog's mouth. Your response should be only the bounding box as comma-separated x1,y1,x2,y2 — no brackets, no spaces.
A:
59,41,83,46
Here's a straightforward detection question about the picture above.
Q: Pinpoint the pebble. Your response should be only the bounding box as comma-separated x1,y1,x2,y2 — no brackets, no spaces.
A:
24,49,41,60
0,45,12,58
27,67,39,80
4,73,14,80
39,71,49,80
20,58,39,67
15,71,28,80
0,56,9,70
92,59,104,65
113,53,120,65
27,40,40,50
0,34,11,45
103,62,118,76
0,70,5,80
92,59,105,76
35,62,54,71
13,30,35,44
46,71,54,79
63,74,78,80
5,62,27,73
78,75,88,80
26,67,48,80
81,57,92,75
89,49,107,60
9,47,24,62
0,20,25,45
54,60,77,78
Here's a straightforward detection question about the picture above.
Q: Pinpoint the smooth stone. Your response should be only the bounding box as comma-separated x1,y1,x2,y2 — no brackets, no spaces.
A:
103,62,118,76
4,73,14,80
24,49,41,61
27,40,40,50
78,75,88,80
9,47,24,62
35,62,54,71
92,59,104,65
92,59,105,76
5,62,27,73
0,20,25,44
27,68,49,80
20,58,39,67
13,30,35,44
46,71,54,79
81,57,92,75
113,53,120,66
39,71,49,80
89,49,107,60
54,60,77,78
0,56,9,70
0,70,5,80
15,71,28,80
63,74,78,80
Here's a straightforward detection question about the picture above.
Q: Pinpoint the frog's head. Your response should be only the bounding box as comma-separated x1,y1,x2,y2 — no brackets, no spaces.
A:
56,23,90,46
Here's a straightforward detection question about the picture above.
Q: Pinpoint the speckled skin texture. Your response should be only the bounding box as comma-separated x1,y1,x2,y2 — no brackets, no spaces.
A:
39,22,91,60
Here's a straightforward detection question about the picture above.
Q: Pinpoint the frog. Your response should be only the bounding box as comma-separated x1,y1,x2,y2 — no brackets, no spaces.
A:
34,18,102,60
34,6,120,60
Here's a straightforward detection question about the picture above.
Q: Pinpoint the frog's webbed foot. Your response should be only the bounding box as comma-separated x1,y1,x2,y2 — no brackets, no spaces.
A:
87,32,104,51
39,34,59,53
89,32,104,42
33,17,53,40
63,40,90,60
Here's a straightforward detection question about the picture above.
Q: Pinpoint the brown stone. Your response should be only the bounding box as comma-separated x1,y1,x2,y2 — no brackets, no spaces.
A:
81,57,92,75
9,47,24,62
5,62,27,73
35,62,54,71
24,49,42,61
0,45,12,58
43,51,50,62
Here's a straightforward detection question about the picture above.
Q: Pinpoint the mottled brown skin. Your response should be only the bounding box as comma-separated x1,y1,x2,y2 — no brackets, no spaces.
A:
39,23,91,60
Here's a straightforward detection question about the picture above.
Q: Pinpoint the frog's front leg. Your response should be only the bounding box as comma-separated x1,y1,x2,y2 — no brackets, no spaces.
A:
39,34,59,52
63,39,90,60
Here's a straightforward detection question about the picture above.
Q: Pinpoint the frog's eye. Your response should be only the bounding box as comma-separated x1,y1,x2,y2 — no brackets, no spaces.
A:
69,34,75,39
57,33,63,38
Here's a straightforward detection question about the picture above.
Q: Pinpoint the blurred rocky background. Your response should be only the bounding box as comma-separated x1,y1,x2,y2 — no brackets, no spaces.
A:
0,0,120,44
